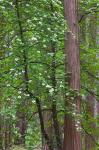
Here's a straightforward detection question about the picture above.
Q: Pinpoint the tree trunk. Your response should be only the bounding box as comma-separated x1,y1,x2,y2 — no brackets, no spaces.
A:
63,0,81,150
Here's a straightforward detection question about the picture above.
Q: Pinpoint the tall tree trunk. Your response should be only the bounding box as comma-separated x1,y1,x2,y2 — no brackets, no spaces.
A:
63,0,81,150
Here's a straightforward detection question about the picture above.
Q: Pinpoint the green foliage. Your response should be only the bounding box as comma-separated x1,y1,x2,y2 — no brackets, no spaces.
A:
0,0,99,149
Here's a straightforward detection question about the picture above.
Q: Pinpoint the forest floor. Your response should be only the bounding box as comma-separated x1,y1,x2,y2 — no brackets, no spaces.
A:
10,145,41,150
10,145,27,150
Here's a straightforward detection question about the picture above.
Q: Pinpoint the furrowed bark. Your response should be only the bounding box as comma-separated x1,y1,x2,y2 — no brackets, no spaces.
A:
63,0,81,150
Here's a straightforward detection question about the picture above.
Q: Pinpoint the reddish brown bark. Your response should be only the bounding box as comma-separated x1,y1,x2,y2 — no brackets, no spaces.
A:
63,0,81,150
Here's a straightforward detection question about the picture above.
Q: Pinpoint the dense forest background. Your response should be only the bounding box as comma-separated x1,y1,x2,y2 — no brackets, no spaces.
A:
0,0,99,150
